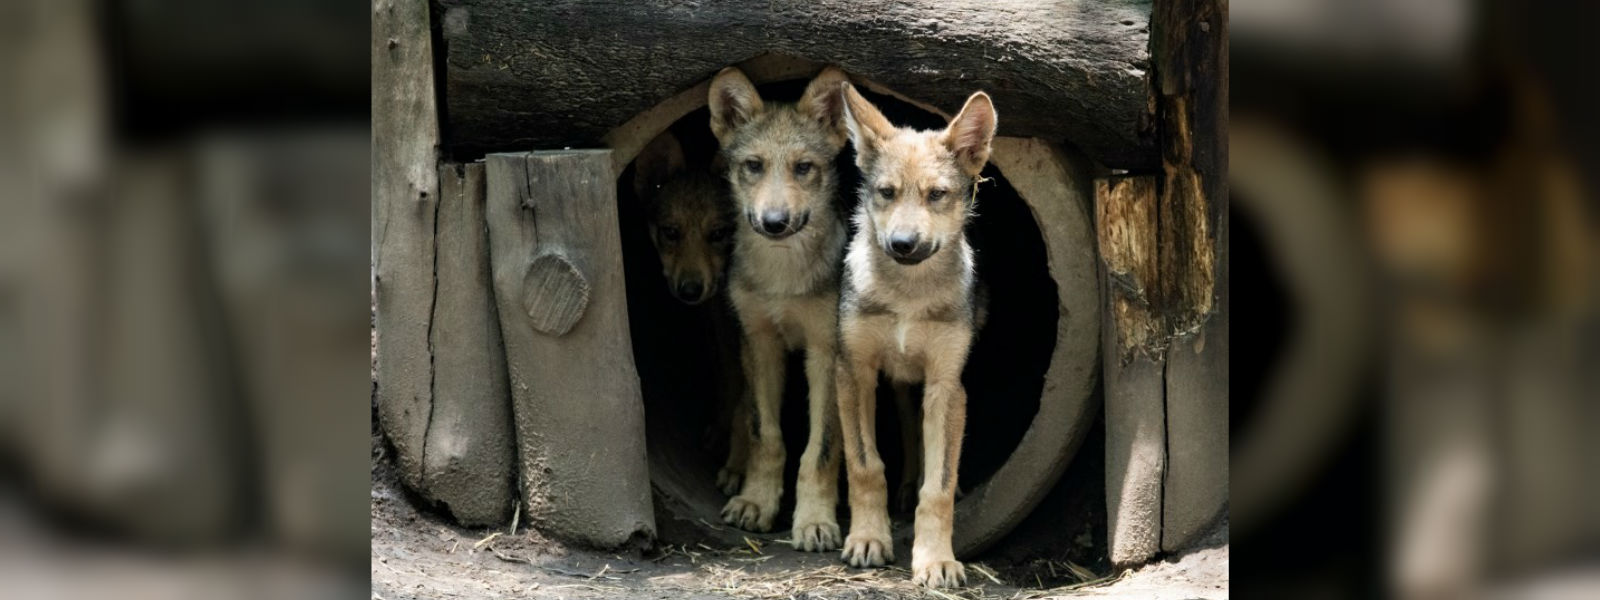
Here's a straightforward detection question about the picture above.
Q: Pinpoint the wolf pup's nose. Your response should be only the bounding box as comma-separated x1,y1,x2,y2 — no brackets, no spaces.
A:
675,279,705,303
759,210,791,236
888,232,920,257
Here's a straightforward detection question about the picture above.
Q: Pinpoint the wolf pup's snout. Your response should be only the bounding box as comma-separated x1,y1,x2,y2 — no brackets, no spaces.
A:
884,230,936,264
751,208,810,238
674,278,709,304
633,131,734,307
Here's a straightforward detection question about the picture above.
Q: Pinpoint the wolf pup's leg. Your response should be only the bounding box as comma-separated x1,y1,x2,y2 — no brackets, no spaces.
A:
791,332,842,551
838,356,893,567
721,324,786,532
911,344,970,588
892,381,921,513
718,393,751,496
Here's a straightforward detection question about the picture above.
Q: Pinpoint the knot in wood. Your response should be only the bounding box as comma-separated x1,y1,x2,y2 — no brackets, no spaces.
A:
521,253,589,336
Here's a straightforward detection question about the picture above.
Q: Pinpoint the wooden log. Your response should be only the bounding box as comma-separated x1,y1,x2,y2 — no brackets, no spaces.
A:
425,162,516,527
1095,0,1228,565
1162,249,1228,552
373,0,441,492
1096,175,1167,567
436,0,1156,168
485,150,654,548
1152,0,1228,553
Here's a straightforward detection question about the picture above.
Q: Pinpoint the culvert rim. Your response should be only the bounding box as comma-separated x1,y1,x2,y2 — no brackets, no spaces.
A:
607,57,1102,559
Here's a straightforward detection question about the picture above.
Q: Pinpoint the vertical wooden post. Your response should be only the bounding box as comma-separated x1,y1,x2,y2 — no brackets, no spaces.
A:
426,162,516,526
1097,176,1167,567
1152,0,1229,553
1098,0,1229,566
485,150,654,548
372,0,441,491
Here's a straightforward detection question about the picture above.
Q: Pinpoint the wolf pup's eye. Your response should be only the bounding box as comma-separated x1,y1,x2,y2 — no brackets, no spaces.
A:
793,161,813,177
927,188,947,202
878,186,895,200
660,225,682,242
708,225,733,243
744,158,763,174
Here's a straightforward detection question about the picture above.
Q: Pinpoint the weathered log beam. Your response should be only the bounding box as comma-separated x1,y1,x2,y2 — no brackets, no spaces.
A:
436,0,1156,168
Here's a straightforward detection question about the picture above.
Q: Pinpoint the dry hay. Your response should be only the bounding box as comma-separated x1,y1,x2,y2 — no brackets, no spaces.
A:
486,535,1125,600
641,542,1123,600
648,562,1128,600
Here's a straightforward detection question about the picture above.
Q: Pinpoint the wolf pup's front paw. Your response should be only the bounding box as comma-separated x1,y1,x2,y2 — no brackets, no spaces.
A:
791,518,841,552
720,495,776,532
840,532,894,567
716,467,744,496
912,559,967,589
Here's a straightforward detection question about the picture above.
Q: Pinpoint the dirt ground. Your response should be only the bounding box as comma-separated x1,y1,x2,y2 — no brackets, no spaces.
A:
370,428,1228,600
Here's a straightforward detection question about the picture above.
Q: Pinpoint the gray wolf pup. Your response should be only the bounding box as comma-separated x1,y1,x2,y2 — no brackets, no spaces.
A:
632,130,752,497
708,65,850,553
834,82,996,588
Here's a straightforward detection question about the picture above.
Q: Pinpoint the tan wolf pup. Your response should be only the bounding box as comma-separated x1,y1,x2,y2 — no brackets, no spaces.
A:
834,83,996,588
632,131,751,497
708,66,850,552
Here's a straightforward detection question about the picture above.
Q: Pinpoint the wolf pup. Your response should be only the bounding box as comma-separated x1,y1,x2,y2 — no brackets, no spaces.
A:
708,66,850,552
632,130,751,497
834,83,996,588
633,130,737,306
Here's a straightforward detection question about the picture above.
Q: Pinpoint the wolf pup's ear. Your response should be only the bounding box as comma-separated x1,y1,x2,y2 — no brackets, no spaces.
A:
634,130,686,202
943,91,997,177
708,68,764,147
841,83,895,170
799,66,851,149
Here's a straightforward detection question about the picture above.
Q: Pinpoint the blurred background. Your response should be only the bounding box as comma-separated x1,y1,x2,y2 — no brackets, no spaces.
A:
1,0,1597,598
0,1,368,598
1231,0,1598,597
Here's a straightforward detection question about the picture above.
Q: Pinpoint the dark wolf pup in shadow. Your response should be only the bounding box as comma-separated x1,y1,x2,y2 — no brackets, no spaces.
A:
633,130,750,499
